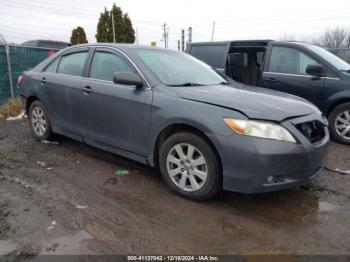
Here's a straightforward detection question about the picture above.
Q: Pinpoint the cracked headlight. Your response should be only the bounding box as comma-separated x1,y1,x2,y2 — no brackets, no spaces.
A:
224,118,296,143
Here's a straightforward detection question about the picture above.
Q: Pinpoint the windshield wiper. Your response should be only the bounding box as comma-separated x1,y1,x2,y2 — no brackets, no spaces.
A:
168,82,205,87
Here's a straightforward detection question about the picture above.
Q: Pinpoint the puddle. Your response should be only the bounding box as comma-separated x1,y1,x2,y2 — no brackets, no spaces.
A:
102,190,158,219
0,240,17,255
220,189,320,226
85,222,116,242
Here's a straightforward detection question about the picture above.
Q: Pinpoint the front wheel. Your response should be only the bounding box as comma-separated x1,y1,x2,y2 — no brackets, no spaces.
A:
159,132,221,201
29,100,54,141
329,103,350,144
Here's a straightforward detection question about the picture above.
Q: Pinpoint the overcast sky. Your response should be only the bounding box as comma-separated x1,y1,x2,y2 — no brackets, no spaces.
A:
1,0,350,49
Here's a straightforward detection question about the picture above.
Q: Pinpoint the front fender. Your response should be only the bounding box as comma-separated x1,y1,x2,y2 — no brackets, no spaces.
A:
146,89,246,166
325,90,350,115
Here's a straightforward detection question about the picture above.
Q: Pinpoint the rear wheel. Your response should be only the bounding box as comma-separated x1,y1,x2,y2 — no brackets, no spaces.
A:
159,132,220,201
29,100,53,141
329,103,350,144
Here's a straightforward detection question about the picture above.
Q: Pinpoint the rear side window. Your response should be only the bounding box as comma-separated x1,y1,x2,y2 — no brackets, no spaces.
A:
189,45,227,68
269,46,319,75
57,51,88,76
44,58,60,73
90,51,135,81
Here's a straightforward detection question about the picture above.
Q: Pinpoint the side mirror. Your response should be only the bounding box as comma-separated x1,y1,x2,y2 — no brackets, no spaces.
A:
306,64,325,77
113,72,144,88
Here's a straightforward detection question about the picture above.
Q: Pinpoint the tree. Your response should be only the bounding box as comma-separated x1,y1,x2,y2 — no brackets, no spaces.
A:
95,4,135,43
70,26,88,45
313,27,350,48
122,14,135,43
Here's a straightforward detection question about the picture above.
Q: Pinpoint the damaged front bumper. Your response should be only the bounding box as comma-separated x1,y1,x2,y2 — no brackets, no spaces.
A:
208,112,330,193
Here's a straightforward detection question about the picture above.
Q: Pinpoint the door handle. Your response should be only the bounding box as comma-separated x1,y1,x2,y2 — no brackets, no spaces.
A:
264,77,278,83
83,85,93,95
40,77,47,85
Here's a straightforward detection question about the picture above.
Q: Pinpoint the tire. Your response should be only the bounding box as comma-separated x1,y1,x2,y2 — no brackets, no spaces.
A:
29,100,54,141
328,102,350,144
159,132,221,201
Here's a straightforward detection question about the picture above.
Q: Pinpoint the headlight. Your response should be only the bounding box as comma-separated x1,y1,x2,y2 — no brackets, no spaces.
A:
224,118,296,143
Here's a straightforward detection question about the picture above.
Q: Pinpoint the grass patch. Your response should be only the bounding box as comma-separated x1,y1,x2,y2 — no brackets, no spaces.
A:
0,98,23,120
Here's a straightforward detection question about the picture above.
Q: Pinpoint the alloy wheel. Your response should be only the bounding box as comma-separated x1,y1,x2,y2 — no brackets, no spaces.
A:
335,110,350,140
31,106,47,137
166,143,208,192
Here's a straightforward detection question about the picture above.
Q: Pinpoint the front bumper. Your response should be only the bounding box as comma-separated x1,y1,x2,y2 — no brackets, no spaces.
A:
208,113,329,193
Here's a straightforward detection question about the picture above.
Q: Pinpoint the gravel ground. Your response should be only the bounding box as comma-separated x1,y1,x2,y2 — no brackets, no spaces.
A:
0,118,349,256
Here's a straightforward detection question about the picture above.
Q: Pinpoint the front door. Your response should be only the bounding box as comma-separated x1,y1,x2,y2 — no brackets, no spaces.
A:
80,48,152,156
261,45,325,108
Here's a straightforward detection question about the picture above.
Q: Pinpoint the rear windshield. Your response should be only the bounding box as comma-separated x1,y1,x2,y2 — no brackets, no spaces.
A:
23,40,70,49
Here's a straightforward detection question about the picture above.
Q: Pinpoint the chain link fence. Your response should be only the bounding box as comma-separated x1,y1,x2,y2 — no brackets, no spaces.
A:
0,45,10,105
0,44,57,105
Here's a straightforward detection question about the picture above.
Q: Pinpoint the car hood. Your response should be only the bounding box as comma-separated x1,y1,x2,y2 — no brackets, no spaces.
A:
175,83,319,121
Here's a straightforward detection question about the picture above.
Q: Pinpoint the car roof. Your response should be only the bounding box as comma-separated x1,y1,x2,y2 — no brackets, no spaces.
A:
189,40,274,46
65,43,171,52
189,40,317,47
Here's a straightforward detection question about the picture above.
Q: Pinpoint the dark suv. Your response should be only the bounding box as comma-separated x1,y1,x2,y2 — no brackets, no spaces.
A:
186,40,350,144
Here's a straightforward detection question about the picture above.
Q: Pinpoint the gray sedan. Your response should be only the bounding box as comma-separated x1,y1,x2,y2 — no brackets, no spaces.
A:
19,44,329,201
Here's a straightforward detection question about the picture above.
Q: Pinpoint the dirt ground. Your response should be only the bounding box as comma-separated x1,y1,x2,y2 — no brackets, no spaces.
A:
0,118,349,256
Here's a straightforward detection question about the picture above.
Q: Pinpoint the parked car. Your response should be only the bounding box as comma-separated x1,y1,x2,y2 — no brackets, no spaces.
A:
186,40,350,144
19,44,329,200
22,40,71,50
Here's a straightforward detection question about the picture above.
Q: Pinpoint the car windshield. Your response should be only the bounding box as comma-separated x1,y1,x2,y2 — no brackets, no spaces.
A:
305,44,350,71
134,49,228,86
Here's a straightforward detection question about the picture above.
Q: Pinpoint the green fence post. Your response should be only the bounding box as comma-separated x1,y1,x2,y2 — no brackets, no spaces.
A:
5,45,14,99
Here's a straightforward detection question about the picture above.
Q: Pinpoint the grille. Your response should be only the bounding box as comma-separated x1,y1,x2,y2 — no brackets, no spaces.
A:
296,120,325,144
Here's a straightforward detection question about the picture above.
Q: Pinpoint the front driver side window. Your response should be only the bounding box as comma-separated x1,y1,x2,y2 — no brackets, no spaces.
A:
269,47,320,75
90,51,135,82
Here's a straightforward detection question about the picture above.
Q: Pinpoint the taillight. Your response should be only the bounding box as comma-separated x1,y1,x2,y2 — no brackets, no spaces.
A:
48,49,55,57
18,75,24,87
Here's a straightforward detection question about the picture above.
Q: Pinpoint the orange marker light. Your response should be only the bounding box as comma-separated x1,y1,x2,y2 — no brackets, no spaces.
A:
224,119,245,135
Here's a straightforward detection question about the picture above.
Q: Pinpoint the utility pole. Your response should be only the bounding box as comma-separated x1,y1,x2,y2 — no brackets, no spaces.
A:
162,23,168,48
348,36,350,48
188,27,192,44
111,11,116,43
167,26,169,48
211,21,215,42
181,29,185,51
177,40,180,51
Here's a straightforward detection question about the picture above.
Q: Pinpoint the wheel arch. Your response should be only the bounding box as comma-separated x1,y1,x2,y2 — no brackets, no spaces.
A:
25,95,40,115
151,123,223,176
325,95,350,117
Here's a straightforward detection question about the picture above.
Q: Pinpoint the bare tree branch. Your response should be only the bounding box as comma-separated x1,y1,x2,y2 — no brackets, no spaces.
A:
313,26,350,48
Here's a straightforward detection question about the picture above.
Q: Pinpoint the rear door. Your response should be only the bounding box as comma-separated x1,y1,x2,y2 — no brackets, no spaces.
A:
79,47,152,156
261,44,325,107
41,48,89,135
